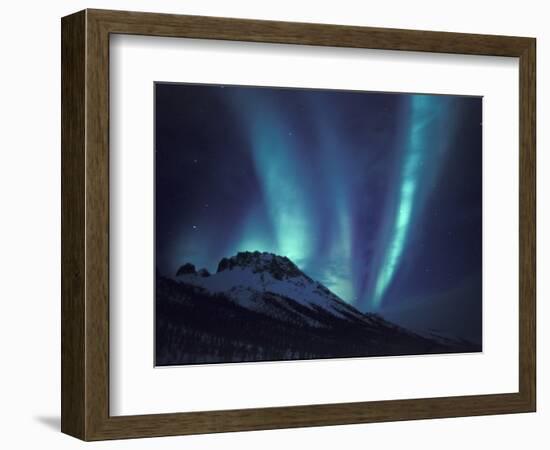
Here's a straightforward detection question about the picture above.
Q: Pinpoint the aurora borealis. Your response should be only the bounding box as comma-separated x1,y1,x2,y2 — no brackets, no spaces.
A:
155,83,482,344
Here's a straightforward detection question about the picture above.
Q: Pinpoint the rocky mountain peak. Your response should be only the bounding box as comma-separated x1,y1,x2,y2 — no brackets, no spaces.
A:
176,263,211,278
176,263,196,276
216,251,304,280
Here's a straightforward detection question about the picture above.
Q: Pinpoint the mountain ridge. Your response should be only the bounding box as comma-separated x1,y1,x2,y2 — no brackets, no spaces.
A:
174,251,369,326
155,251,479,366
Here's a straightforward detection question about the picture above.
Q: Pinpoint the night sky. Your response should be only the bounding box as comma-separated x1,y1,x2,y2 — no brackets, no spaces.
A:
155,83,482,344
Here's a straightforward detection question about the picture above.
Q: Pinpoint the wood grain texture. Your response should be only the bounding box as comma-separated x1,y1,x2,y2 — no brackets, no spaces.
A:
61,10,86,439
61,8,537,441
84,10,111,440
518,38,536,410
90,8,532,56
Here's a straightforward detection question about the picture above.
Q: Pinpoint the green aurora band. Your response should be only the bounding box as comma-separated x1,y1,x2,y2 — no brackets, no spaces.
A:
167,87,457,311
366,94,454,309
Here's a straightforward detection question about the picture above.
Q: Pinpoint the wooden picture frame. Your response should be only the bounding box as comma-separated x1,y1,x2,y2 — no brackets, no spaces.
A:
61,8,536,441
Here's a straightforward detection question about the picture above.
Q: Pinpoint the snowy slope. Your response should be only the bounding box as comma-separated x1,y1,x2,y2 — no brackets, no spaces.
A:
174,251,368,326
156,252,479,365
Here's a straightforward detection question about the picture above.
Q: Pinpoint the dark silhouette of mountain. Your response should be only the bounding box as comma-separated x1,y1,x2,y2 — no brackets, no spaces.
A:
156,251,479,366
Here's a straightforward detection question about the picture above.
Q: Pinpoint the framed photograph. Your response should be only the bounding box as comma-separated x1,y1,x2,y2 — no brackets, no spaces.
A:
61,9,536,440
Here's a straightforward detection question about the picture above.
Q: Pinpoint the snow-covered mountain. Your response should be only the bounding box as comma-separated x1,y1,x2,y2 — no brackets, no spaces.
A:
174,251,369,328
155,251,479,366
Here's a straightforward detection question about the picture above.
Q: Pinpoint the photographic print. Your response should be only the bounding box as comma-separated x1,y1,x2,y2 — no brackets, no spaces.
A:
154,82,482,366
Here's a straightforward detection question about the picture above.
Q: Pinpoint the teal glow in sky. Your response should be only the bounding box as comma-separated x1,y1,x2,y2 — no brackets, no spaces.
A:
155,83,482,342
236,105,314,267
216,88,357,301
370,95,448,308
